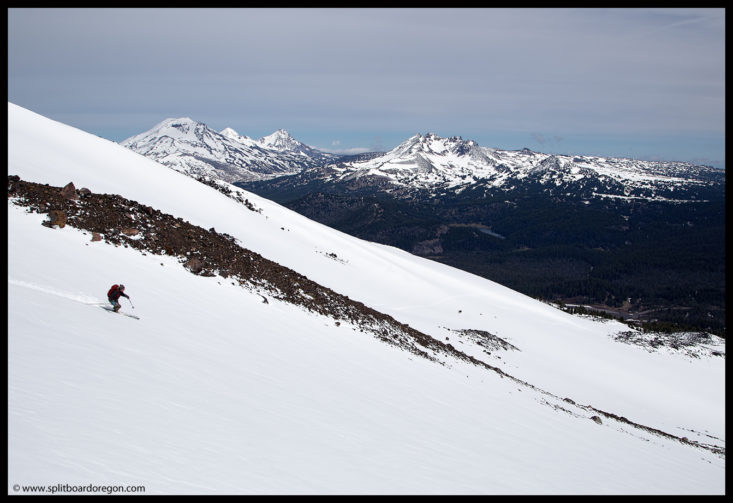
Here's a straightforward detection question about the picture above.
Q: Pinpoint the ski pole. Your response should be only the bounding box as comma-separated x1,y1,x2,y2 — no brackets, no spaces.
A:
128,297,135,309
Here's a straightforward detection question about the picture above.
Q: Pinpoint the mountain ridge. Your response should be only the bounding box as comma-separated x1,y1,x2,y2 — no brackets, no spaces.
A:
121,118,337,183
313,131,724,202
122,116,723,204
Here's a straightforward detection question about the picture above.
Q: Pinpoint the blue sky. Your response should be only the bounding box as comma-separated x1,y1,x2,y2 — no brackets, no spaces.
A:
8,8,725,168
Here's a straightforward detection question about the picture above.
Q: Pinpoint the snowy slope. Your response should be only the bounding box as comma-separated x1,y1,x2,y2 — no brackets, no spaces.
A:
8,102,725,494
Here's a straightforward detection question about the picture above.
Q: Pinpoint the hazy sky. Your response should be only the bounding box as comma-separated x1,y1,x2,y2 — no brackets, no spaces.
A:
8,8,726,168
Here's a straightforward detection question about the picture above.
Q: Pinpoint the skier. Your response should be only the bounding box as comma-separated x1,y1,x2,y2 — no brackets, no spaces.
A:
107,284,130,313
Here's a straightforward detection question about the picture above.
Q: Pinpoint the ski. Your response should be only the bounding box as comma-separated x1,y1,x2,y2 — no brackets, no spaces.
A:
100,305,140,320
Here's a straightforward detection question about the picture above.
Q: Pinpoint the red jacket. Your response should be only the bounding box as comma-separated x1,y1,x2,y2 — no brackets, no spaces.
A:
108,286,129,301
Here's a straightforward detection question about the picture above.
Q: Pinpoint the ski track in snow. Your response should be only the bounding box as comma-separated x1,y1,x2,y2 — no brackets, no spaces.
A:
9,278,106,306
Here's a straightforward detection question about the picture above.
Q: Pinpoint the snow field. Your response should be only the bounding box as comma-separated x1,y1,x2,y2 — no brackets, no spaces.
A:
8,207,724,494
8,102,725,494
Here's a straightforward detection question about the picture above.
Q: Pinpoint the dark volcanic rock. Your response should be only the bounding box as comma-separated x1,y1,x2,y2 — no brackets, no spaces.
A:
185,257,204,274
60,182,78,200
45,209,67,228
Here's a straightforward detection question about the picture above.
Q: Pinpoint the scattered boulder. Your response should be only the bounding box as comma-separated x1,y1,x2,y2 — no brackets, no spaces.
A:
121,228,140,236
185,257,204,274
591,415,602,425
46,209,67,228
79,187,92,199
60,182,78,200
91,232,103,242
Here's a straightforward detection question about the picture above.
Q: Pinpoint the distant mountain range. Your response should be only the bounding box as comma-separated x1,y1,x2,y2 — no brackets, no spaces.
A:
121,118,337,183
244,132,723,204
122,121,724,202
122,119,726,335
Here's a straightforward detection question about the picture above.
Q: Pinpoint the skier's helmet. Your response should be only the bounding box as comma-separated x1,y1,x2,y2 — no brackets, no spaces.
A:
119,284,125,290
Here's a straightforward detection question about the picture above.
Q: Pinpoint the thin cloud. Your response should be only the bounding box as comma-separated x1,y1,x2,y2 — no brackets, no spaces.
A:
7,8,725,168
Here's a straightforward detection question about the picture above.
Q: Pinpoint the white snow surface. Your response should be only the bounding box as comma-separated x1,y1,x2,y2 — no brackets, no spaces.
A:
8,102,725,495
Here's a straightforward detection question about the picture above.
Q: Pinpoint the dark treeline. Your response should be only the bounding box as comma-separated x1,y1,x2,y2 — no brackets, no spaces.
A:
241,181,725,337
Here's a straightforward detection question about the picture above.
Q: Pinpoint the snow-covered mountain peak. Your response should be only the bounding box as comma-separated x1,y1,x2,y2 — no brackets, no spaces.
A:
142,117,206,139
120,117,219,158
220,126,239,137
155,116,198,129
337,131,495,183
220,127,251,142
257,128,336,160
259,128,298,150
392,133,477,154
121,119,336,183
394,132,478,156
326,131,724,199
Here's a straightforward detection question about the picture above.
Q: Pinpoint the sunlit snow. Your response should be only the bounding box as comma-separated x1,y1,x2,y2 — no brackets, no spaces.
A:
8,102,724,495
